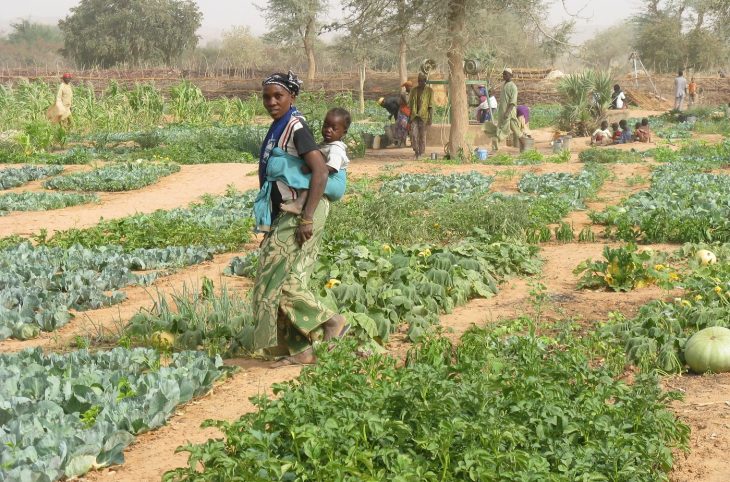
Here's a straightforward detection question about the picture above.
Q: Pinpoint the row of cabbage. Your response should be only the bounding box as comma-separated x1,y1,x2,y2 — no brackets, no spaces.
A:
593,141,730,242
0,347,224,480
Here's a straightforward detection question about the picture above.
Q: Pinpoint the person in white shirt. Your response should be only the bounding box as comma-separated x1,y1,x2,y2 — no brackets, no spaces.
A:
611,84,626,110
674,70,688,111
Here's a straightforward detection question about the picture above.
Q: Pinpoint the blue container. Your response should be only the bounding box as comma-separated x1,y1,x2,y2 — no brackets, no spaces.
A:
476,148,489,160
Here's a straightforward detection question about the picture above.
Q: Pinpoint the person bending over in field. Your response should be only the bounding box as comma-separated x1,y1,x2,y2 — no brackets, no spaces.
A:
279,108,351,215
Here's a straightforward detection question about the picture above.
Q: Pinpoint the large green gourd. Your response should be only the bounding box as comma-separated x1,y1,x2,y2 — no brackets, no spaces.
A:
684,326,730,373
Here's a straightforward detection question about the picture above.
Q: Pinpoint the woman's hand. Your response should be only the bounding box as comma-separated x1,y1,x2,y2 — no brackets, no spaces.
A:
296,222,313,246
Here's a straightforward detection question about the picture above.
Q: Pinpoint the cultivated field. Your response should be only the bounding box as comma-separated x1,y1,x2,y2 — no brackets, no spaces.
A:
0,79,729,481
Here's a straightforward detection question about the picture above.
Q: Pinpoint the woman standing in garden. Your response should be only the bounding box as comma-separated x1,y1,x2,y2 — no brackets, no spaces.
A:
251,71,347,366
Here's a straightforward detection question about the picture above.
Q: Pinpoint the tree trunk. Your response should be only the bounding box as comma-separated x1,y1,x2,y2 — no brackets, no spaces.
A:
358,60,366,114
304,18,317,82
397,0,408,84
446,0,468,158
398,32,408,85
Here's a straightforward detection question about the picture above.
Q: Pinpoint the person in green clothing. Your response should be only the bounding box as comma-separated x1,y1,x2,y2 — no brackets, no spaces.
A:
484,68,522,151
408,73,433,159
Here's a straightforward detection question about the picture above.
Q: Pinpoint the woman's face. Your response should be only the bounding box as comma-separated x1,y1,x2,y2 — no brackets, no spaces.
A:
263,84,294,120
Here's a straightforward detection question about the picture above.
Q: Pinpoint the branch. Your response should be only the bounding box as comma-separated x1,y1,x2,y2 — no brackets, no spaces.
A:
559,0,591,21
524,10,578,48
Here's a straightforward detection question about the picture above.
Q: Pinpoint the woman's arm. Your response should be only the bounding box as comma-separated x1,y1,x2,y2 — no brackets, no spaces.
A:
297,149,328,245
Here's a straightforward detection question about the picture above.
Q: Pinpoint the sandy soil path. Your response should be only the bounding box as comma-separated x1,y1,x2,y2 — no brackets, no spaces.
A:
0,164,259,237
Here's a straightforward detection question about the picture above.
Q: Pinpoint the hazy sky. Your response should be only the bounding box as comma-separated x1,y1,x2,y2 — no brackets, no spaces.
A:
0,0,634,42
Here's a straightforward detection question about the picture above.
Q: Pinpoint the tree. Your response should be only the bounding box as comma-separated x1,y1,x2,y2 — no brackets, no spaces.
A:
58,0,202,68
633,0,730,72
7,20,63,45
579,24,636,70
262,0,327,82
337,0,417,84
220,26,266,74
540,20,575,66
420,0,551,156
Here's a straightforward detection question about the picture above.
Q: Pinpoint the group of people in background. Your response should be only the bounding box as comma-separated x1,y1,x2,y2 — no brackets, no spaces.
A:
379,72,433,159
382,68,533,157
591,117,652,146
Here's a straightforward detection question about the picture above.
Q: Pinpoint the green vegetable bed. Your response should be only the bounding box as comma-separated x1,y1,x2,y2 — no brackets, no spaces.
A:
43,162,180,192
166,324,688,481
0,191,97,214
0,243,215,340
0,348,223,480
0,165,63,189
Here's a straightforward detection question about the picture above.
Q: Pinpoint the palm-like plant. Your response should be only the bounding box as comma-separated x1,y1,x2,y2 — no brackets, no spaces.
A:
557,70,613,136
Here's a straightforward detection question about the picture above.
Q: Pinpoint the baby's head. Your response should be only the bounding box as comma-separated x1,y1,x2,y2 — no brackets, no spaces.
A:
601,120,609,130
611,122,619,131
322,108,351,143
641,117,649,126
634,122,641,130
619,119,628,130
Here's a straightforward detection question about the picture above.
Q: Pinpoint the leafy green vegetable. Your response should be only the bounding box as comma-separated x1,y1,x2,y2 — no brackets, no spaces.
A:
380,171,494,199
166,324,688,481
0,164,63,189
224,234,540,347
0,348,223,480
0,243,215,340
43,162,180,192
518,164,610,209
0,191,97,214
43,188,255,251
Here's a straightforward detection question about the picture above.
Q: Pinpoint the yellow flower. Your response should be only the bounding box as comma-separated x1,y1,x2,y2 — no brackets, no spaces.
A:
694,294,703,302
654,264,664,271
681,300,692,308
433,223,440,229
382,244,392,254
325,279,341,289
715,286,723,294
635,279,647,289
604,273,613,283
669,272,680,281
417,248,432,258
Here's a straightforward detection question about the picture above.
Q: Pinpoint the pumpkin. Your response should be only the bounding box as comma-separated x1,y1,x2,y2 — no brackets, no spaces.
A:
150,330,176,351
684,326,730,373
695,249,717,265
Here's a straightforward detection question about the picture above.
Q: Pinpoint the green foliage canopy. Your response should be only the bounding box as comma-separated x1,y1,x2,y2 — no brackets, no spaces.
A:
58,0,202,67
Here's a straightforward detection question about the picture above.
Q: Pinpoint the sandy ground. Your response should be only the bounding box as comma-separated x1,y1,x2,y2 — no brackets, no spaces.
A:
0,163,259,237
0,124,727,481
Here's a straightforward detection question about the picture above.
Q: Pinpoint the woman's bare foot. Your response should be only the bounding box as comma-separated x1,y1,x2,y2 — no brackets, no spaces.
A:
280,201,303,215
271,347,316,367
322,314,348,341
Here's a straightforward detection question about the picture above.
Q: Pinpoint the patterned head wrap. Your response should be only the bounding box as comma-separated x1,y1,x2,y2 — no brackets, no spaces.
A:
262,70,303,96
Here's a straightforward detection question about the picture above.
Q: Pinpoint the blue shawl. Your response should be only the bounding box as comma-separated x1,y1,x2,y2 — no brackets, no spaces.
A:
258,106,302,187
